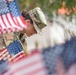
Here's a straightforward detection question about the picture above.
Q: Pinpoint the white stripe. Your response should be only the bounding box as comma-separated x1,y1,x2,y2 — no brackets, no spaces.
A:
8,14,23,31
33,70,47,75
0,57,2,61
11,51,24,59
14,62,44,75
13,55,23,62
3,53,46,75
0,16,6,30
10,54,41,72
2,14,11,28
0,49,7,55
17,17,27,28
2,14,11,33
13,17,23,31
2,52,9,58
3,55,10,60
7,13,16,31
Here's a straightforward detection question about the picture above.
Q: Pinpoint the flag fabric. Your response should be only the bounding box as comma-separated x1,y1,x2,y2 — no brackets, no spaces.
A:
3,52,47,75
0,48,11,61
3,38,76,75
6,40,25,63
0,60,9,75
42,46,64,75
2,45,64,75
0,0,27,34
0,42,64,75
0,40,25,63
0,40,25,75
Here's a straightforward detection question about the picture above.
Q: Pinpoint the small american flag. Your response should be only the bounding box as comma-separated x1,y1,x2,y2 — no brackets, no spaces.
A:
0,0,27,34
0,40,25,74
3,52,47,75
6,40,25,63
0,40,25,63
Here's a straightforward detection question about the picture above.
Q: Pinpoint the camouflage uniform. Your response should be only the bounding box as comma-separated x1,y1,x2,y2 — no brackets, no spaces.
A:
0,7,47,53
3,32,28,54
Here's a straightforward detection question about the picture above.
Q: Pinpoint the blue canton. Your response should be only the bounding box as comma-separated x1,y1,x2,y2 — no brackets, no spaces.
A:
0,0,10,15
42,45,64,75
0,0,21,16
6,40,23,56
42,38,76,75
61,38,76,70
8,0,21,17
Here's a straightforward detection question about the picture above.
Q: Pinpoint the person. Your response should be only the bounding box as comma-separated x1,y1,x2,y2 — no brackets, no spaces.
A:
56,38,76,75
3,7,47,54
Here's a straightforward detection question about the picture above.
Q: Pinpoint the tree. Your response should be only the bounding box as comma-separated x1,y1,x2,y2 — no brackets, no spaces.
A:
18,0,76,20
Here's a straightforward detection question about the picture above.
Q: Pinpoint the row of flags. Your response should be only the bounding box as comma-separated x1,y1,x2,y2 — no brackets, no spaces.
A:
0,42,62,75
0,0,49,75
0,0,61,75
1,37,76,75
0,0,27,34
3,38,76,75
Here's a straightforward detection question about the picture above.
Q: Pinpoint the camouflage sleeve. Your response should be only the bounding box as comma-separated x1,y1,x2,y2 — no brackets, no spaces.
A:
14,32,28,54
3,32,28,54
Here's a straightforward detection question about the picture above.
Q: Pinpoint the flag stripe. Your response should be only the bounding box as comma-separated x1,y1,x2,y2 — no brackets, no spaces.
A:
10,51,25,62
7,13,17,32
0,15,7,29
2,14,11,33
1,15,8,34
5,53,47,75
0,48,11,61
0,16,6,34
0,0,27,34
16,17,27,28
10,60,42,74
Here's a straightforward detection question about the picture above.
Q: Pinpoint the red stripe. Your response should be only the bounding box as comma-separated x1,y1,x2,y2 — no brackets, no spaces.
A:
25,67,46,75
6,13,12,32
10,60,42,75
10,13,17,31
10,13,17,25
1,15,7,34
1,15,7,27
4,52,47,75
6,14,12,26
0,48,11,61
15,17,22,28
20,16,27,27
0,19,2,34
13,16,22,28
10,52,25,63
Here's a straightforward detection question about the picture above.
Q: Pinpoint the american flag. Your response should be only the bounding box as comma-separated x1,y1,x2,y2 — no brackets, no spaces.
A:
0,40,25,63
1,44,65,75
1,43,64,75
0,40,26,74
3,52,48,75
6,40,25,63
0,0,27,34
